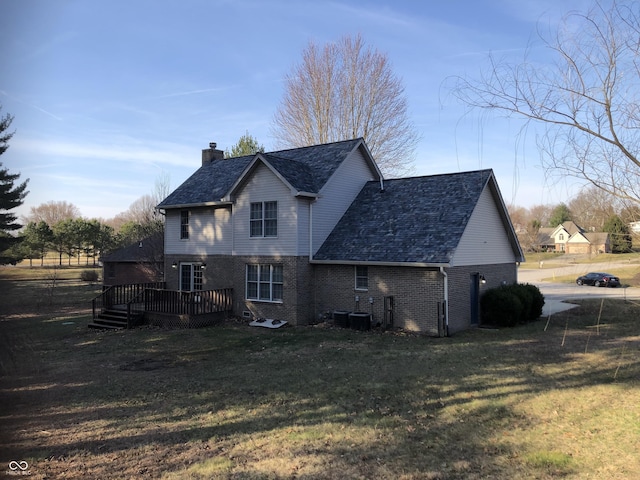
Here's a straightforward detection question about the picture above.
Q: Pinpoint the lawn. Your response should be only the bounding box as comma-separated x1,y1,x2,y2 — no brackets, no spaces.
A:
0,267,639,479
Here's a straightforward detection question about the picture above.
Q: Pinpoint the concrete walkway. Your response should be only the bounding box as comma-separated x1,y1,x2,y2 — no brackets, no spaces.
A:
518,261,640,316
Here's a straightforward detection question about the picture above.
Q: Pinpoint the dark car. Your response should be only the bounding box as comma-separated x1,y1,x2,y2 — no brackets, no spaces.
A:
576,272,620,287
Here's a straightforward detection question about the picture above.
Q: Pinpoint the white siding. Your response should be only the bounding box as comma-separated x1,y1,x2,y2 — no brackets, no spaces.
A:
297,199,311,256
164,207,232,255
233,163,301,256
451,186,516,266
312,148,376,254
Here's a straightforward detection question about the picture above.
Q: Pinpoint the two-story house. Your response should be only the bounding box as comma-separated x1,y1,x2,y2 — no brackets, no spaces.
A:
537,221,610,254
158,138,524,335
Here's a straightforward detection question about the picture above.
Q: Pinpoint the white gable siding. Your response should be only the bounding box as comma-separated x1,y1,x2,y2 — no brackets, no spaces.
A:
164,207,232,255
451,186,516,266
567,232,589,244
312,148,376,254
297,199,311,256
233,163,301,256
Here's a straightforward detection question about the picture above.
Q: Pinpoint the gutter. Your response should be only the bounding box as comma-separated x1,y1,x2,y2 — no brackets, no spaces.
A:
160,201,233,210
310,259,450,268
309,201,314,261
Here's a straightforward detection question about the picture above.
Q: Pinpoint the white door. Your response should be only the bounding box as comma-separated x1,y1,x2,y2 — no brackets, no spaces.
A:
180,263,203,291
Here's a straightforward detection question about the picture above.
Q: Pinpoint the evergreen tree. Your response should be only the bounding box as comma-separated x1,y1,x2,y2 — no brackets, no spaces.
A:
224,131,265,158
548,203,572,227
603,214,632,253
21,221,53,267
0,106,29,263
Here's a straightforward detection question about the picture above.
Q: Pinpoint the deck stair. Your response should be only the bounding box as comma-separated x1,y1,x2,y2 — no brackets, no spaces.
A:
88,307,141,330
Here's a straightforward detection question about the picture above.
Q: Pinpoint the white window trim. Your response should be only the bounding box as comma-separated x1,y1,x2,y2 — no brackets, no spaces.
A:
246,264,283,303
250,201,278,238
179,262,203,291
180,210,190,240
355,265,368,291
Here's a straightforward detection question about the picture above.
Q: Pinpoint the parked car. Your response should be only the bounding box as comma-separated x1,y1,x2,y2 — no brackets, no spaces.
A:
576,272,620,287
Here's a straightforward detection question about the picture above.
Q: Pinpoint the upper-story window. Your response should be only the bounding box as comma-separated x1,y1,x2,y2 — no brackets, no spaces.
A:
180,210,189,239
250,201,277,237
559,233,564,241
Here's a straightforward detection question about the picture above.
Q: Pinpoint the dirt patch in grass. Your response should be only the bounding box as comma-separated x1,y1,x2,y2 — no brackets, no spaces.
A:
0,271,639,479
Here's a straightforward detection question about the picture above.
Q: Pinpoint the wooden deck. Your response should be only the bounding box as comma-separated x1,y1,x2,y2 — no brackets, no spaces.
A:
91,283,233,329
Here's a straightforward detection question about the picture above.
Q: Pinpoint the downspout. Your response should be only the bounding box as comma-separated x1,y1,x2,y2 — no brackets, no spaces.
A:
309,200,317,322
309,201,313,261
439,266,449,336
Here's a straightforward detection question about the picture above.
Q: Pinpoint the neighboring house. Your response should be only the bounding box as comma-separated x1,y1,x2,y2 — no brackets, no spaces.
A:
567,231,610,254
158,138,524,335
536,221,610,254
101,233,164,285
536,228,555,252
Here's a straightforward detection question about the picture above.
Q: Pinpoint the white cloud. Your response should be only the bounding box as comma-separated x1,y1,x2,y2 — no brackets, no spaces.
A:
11,135,196,169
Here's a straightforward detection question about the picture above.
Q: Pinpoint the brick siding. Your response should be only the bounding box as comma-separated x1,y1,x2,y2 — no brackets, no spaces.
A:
164,254,519,335
313,265,444,335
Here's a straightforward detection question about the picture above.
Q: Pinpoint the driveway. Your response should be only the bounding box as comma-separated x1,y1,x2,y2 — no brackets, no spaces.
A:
518,261,640,316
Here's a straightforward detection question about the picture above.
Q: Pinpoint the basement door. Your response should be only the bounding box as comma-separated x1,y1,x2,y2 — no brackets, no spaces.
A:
469,273,480,326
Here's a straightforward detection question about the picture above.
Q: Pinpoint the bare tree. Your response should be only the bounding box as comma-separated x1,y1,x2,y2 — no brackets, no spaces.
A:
25,200,80,225
508,203,553,252
568,185,617,231
272,34,419,176
450,1,640,204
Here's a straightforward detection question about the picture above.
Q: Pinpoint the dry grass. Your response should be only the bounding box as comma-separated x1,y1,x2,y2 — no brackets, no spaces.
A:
0,267,638,479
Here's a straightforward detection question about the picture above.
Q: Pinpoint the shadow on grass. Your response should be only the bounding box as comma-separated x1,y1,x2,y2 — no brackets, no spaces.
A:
1,298,638,479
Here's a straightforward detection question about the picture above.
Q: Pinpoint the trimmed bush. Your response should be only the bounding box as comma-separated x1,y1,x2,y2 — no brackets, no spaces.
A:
80,270,99,282
480,286,523,327
480,283,545,327
521,283,544,321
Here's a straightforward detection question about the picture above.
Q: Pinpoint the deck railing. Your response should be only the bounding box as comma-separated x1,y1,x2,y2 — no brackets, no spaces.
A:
92,282,166,319
92,283,233,329
143,288,233,316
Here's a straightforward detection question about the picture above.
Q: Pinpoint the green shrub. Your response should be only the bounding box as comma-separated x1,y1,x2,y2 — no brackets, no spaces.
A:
480,286,523,327
504,284,533,322
480,283,545,327
521,283,544,321
80,270,99,282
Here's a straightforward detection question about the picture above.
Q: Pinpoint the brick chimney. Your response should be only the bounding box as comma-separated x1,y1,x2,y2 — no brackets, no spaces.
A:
202,142,224,165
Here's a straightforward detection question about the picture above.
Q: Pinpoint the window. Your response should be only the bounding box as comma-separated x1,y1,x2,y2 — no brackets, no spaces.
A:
246,264,283,302
180,263,203,291
559,233,564,241
355,266,368,290
250,201,277,237
180,210,189,239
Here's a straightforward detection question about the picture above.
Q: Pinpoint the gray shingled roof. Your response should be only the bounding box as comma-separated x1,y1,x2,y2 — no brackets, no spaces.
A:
313,169,494,264
158,138,364,208
158,155,253,207
101,233,164,263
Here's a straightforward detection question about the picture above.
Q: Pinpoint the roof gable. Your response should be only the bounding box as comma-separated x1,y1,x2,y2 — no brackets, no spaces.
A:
158,138,376,208
551,221,583,238
567,231,589,243
158,155,252,208
313,169,499,265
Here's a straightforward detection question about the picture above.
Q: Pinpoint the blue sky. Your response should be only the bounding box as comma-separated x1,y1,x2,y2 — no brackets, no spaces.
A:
1,0,595,221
